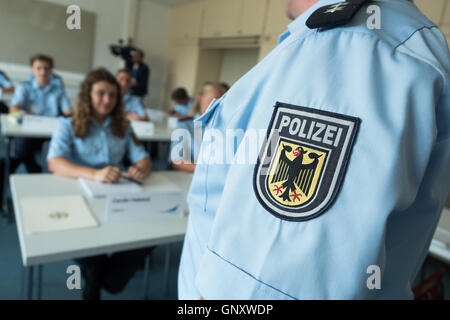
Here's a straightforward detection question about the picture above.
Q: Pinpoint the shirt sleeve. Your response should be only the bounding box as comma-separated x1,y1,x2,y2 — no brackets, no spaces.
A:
10,83,27,108
126,125,149,164
133,97,146,116
47,118,74,162
0,73,12,88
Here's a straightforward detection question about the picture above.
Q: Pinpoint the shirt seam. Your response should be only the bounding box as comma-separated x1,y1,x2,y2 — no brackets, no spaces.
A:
206,246,298,300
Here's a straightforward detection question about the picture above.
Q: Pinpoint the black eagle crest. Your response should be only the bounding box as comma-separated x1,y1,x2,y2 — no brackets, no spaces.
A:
271,145,322,202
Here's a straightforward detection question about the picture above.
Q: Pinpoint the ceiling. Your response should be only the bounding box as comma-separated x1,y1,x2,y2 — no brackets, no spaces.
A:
144,0,197,7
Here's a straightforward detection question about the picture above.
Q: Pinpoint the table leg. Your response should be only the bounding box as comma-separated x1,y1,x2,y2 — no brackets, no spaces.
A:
27,265,34,300
142,254,150,300
163,244,171,296
21,267,26,300
37,265,43,300
2,137,10,219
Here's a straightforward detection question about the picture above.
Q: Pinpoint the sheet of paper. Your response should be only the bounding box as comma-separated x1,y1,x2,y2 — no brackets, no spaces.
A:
131,121,155,136
78,177,143,198
21,195,98,235
105,191,184,222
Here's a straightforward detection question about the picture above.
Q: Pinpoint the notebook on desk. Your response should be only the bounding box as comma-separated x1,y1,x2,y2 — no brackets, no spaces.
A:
78,177,143,198
21,195,98,235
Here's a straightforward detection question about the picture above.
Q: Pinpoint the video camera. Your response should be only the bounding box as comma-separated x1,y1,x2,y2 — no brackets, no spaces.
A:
109,38,136,68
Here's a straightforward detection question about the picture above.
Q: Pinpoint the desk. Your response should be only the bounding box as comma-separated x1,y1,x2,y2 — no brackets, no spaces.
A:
10,171,192,299
0,114,175,219
0,114,174,142
429,208,450,265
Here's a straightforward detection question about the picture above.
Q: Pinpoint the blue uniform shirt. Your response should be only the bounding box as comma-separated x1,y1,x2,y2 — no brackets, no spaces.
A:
10,78,71,116
28,73,65,89
123,93,146,116
174,97,194,115
47,117,148,170
179,0,450,299
0,71,12,89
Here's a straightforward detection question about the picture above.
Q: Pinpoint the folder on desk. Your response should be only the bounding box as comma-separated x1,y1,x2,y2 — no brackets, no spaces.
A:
78,177,143,198
21,195,98,235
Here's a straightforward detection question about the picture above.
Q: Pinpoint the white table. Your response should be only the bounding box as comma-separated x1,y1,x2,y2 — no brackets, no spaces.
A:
0,114,174,142
10,171,192,299
429,208,450,265
0,114,175,219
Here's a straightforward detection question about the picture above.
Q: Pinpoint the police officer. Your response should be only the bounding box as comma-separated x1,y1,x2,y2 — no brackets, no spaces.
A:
10,54,72,173
178,0,450,299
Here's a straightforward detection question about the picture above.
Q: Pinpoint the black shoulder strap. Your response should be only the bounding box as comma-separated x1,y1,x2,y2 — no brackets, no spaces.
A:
306,0,370,29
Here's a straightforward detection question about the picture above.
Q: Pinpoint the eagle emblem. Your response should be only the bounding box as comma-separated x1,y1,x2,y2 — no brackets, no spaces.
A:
254,103,360,221
269,143,326,207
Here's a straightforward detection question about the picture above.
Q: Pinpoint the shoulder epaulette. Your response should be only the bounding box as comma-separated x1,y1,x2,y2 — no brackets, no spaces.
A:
306,0,370,29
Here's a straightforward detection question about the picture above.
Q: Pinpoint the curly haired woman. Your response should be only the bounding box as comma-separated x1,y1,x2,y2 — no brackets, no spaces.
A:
47,68,152,299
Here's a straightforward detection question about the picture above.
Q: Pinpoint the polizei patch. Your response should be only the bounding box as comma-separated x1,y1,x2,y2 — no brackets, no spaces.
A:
254,102,360,221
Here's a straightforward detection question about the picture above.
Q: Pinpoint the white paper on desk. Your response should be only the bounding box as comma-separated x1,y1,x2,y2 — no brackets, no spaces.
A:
131,121,155,136
78,177,143,198
21,115,59,131
104,191,184,222
21,195,98,235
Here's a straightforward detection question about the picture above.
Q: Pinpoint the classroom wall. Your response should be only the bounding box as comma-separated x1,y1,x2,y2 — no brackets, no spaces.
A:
39,0,127,71
219,48,259,87
134,0,171,109
1,0,171,110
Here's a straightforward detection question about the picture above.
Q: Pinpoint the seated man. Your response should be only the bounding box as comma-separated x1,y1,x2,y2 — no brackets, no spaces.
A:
170,83,221,173
9,54,72,173
116,68,149,121
168,87,194,119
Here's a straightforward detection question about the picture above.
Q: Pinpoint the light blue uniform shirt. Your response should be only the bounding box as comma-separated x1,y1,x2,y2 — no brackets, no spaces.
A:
179,0,450,299
10,78,71,116
47,117,148,170
174,97,194,115
28,73,64,89
123,93,146,116
0,72,12,88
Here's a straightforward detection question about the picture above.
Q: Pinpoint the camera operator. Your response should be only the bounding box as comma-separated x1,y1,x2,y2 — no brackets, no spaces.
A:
128,49,150,99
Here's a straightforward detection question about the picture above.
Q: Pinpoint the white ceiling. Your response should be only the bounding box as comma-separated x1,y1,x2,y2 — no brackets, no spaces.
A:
144,0,197,7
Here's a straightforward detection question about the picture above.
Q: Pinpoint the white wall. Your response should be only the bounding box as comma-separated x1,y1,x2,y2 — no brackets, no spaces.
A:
38,0,127,71
2,0,171,110
135,0,171,109
219,48,259,86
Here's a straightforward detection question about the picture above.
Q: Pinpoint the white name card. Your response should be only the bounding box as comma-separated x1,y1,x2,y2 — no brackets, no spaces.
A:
105,191,184,222
131,121,155,136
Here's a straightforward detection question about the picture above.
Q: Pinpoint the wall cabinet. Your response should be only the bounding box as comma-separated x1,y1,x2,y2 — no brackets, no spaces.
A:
169,0,205,43
201,0,268,38
201,0,241,38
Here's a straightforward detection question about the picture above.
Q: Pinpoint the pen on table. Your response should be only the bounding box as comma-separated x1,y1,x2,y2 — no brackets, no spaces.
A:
123,175,143,185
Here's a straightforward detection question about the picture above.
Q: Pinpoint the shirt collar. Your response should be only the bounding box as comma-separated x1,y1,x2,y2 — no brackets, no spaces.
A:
31,77,53,91
91,116,112,129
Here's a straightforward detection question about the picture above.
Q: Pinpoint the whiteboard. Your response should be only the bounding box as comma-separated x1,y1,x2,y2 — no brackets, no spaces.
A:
0,0,95,73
